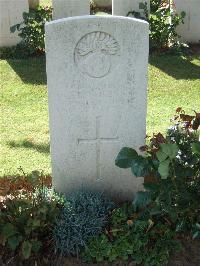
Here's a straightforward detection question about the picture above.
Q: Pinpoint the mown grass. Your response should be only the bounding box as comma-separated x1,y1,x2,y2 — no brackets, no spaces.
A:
0,55,200,176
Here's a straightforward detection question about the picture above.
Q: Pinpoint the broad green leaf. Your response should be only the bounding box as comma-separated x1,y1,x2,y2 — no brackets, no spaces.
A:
22,241,32,259
191,142,200,155
131,156,150,177
156,150,168,162
158,159,170,179
160,143,179,159
2,223,17,239
7,235,22,250
115,147,138,169
10,25,17,33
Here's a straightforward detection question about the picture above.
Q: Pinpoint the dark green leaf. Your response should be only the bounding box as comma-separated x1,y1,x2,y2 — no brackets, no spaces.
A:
115,147,138,169
2,223,17,239
22,241,32,259
7,235,22,250
10,25,17,33
32,240,42,252
143,182,159,192
181,11,186,18
22,12,29,20
131,156,150,177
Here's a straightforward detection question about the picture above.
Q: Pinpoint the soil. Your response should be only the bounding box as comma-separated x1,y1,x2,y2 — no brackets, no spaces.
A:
168,237,200,266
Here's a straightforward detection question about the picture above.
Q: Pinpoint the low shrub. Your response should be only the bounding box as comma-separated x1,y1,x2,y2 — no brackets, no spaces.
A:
115,108,200,239
0,171,62,261
53,189,115,256
84,119,199,265
82,203,181,265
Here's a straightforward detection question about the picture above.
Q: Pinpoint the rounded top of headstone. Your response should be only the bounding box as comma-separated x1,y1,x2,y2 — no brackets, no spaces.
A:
46,15,149,28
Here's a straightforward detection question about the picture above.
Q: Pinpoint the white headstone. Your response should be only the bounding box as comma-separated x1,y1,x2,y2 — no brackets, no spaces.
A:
0,0,29,47
112,0,150,17
45,16,149,201
52,0,90,20
173,0,200,44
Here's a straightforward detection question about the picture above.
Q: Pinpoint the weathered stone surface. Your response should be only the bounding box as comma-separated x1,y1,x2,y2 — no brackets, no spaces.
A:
173,0,200,43
45,16,149,201
112,0,150,17
0,0,29,47
52,0,90,20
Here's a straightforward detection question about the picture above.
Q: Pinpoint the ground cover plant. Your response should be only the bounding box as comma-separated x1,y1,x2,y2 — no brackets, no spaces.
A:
53,190,114,256
82,204,182,265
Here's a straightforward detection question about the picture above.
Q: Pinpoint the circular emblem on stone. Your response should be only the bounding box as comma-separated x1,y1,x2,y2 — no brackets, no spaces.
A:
74,31,120,78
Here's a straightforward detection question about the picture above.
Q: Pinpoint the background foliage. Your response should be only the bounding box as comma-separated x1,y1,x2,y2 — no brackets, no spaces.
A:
10,6,52,57
128,0,186,51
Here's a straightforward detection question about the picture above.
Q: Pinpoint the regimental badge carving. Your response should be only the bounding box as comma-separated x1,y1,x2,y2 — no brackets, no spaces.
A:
74,32,120,78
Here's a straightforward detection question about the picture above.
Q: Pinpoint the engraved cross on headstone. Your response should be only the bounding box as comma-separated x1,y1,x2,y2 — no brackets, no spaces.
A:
78,116,119,180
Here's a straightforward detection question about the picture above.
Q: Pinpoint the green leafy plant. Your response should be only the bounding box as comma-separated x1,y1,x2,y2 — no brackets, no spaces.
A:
10,6,52,56
83,204,181,265
128,0,186,51
115,109,200,237
0,171,61,260
53,189,115,256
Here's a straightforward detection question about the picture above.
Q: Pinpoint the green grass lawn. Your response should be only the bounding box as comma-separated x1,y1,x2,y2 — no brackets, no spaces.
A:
0,55,200,177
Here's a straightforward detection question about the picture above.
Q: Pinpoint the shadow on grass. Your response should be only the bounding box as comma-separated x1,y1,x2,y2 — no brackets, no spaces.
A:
7,139,50,154
149,55,200,80
7,56,47,85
